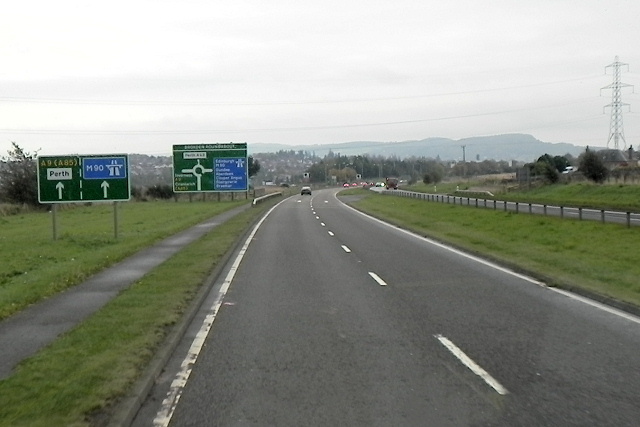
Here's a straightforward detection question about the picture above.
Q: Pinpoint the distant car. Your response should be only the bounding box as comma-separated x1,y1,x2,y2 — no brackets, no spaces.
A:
300,186,312,195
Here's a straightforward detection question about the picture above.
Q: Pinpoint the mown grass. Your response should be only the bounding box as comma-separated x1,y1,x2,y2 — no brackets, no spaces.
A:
0,200,272,427
407,181,640,212
497,182,640,211
348,191,640,307
0,200,248,321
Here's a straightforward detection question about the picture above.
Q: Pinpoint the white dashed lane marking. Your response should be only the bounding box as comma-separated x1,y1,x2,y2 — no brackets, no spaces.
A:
368,271,388,286
435,334,509,396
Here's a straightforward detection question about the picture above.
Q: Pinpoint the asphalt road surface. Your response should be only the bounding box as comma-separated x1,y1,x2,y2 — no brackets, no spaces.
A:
133,188,640,427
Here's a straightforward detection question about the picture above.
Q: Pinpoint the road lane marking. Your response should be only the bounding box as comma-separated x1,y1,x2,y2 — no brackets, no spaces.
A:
338,196,640,325
338,197,543,286
368,271,387,286
341,245,351,253
435,334,509,395
152,201,284,427
550,288,640,325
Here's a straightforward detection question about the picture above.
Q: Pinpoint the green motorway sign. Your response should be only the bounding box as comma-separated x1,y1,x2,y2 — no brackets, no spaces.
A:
173,143,248,192
37,154,130,203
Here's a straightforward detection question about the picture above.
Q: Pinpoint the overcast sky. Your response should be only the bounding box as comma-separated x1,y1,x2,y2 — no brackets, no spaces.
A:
1,0,639,156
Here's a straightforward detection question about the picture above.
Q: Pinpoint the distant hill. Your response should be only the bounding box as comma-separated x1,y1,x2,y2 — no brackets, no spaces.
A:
249,134,601,162
123,134,605,189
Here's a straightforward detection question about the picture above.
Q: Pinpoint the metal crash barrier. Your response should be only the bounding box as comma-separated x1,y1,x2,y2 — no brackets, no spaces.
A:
252,192,283,206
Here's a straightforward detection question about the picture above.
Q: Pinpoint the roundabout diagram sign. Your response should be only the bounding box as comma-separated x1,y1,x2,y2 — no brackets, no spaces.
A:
172,143,248,192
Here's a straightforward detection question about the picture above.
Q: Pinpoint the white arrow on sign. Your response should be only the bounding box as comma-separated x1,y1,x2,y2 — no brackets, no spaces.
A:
101,181,110,198
55,182,64,199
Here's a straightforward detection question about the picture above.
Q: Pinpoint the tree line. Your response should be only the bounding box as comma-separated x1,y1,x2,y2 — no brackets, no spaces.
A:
0,141,625,209
304,149,615,186
0,143,261,208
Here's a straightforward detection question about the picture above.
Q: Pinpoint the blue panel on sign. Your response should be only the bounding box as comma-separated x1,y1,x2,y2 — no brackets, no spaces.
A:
83,157,127,180
214,157,247,191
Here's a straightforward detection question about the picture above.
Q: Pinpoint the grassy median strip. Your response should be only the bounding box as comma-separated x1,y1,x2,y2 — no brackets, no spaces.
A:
0,200,248,321
408,181,640,212
348,191,640,307
0,202,270,427
494,182,640,212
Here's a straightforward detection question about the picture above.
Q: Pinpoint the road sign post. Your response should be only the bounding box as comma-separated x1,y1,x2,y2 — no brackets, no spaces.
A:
37,154,130,239
173,143,248,193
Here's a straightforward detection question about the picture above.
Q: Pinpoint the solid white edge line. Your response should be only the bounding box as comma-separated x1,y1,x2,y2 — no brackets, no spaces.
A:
341,245,351,253
152,200,286,427
368,271,388,286
336,192,640,324
435,334,509,396
335,193,543,286
550,288,640,325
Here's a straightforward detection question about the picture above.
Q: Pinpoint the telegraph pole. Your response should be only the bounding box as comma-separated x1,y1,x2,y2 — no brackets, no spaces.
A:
602,56,634,150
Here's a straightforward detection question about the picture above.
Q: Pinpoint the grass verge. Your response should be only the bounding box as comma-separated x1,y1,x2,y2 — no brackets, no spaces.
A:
347,191,640,308
0,201,271,427
496,182,640,211
406,181,640,212
0,200,248,321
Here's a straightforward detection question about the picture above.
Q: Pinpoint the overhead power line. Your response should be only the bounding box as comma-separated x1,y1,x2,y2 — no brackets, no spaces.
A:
0,111,603,136
0,75,601,107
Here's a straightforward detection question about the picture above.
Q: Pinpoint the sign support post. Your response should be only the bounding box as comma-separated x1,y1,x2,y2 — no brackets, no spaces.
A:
37,154,130,240
52,204,59,241
113,201,119,240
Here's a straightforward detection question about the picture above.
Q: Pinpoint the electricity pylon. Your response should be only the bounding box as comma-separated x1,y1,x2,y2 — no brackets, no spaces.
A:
601,56,633,150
